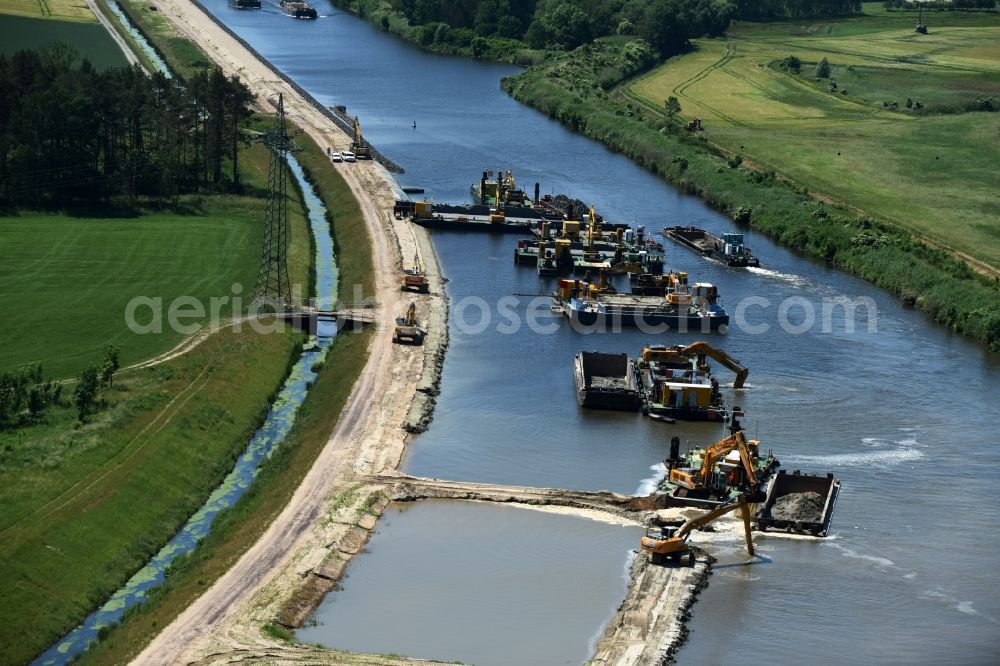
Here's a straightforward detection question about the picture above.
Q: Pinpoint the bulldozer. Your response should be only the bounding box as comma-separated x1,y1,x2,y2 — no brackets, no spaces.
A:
640,494,755,565
350,116,372,159
393,302,423,344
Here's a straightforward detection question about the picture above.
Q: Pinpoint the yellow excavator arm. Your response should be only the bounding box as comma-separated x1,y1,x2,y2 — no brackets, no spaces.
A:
699,430,759,489
641,494,756,562
684,341,749,388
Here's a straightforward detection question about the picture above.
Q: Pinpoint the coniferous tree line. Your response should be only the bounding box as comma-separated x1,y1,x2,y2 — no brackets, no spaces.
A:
0,46,255,207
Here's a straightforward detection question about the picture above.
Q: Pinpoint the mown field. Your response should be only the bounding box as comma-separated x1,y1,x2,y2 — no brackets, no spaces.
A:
0,0,95,22
0,142,312,379
628,3,1000,268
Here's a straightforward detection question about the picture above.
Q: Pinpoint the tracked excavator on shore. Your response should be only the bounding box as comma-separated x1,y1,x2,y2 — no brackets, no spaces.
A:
393,302,423,344
641,494,755,565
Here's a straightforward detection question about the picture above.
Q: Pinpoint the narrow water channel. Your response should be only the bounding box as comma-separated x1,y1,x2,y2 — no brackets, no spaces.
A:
105,1,172,75
297,501,642,666
185,4,1000,664
34,155,336,665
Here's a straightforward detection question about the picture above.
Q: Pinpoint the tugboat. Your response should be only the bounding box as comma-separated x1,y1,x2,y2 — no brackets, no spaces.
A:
664,226,760,267
280,0,317,19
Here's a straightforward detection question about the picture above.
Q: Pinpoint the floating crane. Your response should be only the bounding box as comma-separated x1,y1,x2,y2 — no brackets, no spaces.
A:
641,341,749,388
668,424,760,494
640,494,755,565
350,116,372,159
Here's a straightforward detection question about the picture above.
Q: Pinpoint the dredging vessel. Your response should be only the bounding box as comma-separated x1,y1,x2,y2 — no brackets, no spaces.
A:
636,341,749,422
664,226,760,267
573,352,643,411
515,210,665,276
555,277,729,332
656,416,779,506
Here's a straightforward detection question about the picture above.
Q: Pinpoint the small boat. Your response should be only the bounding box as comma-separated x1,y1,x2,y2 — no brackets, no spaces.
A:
280,0,318,19
402,186,424,194
228,0,261,8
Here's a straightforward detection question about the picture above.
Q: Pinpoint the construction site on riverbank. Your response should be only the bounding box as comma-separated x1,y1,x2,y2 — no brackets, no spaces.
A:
117,3,727,665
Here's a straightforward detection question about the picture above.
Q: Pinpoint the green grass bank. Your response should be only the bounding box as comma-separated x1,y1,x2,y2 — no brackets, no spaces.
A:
0,324,304,666
502,34,1000,350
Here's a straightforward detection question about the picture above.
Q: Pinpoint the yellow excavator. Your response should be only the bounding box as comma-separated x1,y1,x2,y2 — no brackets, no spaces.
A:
393,302,422,344
641,340,749,388
669,427,760,493
350,116,372,159
402,258,429,293
640,494,755,565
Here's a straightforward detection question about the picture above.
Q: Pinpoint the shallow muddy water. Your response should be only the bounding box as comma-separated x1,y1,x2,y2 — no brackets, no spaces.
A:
297,501,642,666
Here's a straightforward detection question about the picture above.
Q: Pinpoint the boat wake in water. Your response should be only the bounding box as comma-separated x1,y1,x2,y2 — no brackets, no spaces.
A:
785,446,924,468
745,266,810,288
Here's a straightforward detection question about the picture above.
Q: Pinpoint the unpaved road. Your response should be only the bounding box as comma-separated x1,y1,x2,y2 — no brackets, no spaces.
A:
130,3,711,665
132,1,437,663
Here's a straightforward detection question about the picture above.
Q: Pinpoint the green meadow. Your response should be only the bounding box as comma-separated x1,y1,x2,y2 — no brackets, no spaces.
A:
628,3,1000,268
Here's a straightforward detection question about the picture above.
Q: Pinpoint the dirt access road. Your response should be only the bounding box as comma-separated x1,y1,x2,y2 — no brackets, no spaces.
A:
129,3,713,665
132,1,442,663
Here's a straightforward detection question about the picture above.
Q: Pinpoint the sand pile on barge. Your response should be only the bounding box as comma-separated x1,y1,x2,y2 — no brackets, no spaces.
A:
770,492,825,523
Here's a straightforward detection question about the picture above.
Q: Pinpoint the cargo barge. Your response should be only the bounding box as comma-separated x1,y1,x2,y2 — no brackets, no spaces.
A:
280,0,317,19
664,226,760,267
756,470,841,537
228,0,261,8
393,200,559,233
573,352,643,411
555,279,729,332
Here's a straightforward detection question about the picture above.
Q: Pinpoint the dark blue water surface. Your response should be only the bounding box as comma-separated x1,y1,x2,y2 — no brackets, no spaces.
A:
194,4,1000,664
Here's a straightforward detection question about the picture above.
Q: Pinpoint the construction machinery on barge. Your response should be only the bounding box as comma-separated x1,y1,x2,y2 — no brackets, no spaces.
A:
637,341,748,422
554,276,729,332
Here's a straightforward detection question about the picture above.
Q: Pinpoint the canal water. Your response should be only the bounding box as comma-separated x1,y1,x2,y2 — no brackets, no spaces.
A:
203,4,1000,664
298,501,643,666
34,156,337,665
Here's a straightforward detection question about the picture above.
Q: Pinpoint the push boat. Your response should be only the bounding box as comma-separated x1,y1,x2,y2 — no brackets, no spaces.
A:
664,226,760,267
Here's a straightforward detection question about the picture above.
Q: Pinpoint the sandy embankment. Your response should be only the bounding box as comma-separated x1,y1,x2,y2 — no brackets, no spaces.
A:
132,3,711,665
